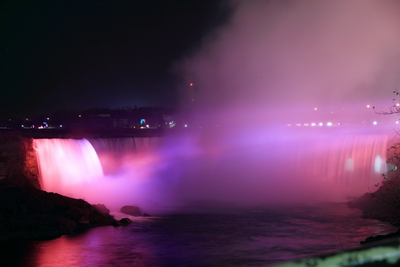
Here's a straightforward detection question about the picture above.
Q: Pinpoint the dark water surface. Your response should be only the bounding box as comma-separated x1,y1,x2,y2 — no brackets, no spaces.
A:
3,203,397,267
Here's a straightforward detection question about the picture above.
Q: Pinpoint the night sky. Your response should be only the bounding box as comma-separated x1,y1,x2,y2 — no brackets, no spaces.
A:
1,0,229,117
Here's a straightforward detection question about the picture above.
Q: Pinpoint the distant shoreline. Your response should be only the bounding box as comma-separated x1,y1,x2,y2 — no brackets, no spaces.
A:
0,128,165,139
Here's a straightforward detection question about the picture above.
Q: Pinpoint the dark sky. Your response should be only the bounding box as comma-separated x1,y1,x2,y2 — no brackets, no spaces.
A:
0,0,229,117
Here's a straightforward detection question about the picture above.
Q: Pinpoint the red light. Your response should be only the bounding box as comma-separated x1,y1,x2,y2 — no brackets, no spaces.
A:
189,83,193,86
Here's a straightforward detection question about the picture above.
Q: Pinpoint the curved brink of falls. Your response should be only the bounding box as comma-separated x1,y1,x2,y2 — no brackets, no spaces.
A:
33,132,389,214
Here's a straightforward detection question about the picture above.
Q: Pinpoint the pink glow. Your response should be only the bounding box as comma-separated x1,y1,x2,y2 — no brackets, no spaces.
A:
34,139,103,195
33,1,400,213
167,0,400,209
176,0,400,128
33,138,169,213
34,131,390,214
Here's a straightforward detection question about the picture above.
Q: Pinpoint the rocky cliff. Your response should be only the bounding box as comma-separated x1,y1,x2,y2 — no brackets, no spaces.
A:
0,132,129,241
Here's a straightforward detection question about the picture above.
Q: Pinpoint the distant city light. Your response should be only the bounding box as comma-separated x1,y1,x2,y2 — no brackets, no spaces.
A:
311,123,316,126
326,122,333,126
366,105,370,108
314,107,317,110
319,123,323,126
373,121,377,125
189,83,193,86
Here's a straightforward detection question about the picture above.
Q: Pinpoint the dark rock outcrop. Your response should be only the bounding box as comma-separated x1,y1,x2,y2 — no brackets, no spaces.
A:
348,193,400,245
0,132,132,241
120,205,142,216
348,192,400,225
0,185,120,241
0,133,39,188
93,204,111,215
361,229,400,245
115,218,133,226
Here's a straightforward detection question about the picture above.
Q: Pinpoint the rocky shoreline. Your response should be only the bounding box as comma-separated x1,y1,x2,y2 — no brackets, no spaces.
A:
0,133,136,241
0,185,131,241
348,192,400,245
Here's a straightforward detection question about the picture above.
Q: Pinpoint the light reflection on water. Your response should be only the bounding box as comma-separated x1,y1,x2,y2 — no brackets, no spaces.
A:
4,203,398,267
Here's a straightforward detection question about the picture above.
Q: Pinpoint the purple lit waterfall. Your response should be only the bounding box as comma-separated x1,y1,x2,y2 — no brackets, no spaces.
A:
33,129,390,213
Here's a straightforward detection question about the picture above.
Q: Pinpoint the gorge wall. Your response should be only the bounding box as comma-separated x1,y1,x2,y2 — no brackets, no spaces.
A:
0,132,39,188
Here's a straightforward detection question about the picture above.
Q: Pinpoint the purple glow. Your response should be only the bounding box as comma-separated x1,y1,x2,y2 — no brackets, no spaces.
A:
176,0,400,129
34,130,390,214
33,1,400,213
34,138,168,213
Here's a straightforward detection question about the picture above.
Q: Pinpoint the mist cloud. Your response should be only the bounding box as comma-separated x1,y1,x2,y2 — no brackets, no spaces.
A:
161,0,400,208
177,0,400,124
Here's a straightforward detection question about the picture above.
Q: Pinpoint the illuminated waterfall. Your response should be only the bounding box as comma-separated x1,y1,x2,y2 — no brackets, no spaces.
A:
34,139,104,195
292,134,389,198
33,132,390,212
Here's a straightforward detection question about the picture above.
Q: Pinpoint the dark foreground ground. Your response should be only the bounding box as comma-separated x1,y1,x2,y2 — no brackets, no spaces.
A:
348,191,400,244
0,185,130,241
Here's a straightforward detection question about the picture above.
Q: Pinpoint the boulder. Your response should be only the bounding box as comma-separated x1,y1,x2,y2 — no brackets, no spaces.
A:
119,218,133,226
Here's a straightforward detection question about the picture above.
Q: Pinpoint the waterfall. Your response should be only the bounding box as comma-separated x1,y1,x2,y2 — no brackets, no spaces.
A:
33,137,165,211
33,132,391,212
88,137,162,175
33,139,104,195
292,134,388,198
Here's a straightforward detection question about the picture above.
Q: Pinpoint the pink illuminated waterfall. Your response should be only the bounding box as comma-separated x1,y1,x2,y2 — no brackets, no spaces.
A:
292,134,388,198
34,139,104,194
33,132,391,212
33,137,165,211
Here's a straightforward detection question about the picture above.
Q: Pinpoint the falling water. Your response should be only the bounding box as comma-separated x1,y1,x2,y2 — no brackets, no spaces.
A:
34,139,103,194
33,128,390,214
33,137,165,212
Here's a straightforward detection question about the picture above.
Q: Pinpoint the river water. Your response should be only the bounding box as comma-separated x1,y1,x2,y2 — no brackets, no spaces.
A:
3,202,397,267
